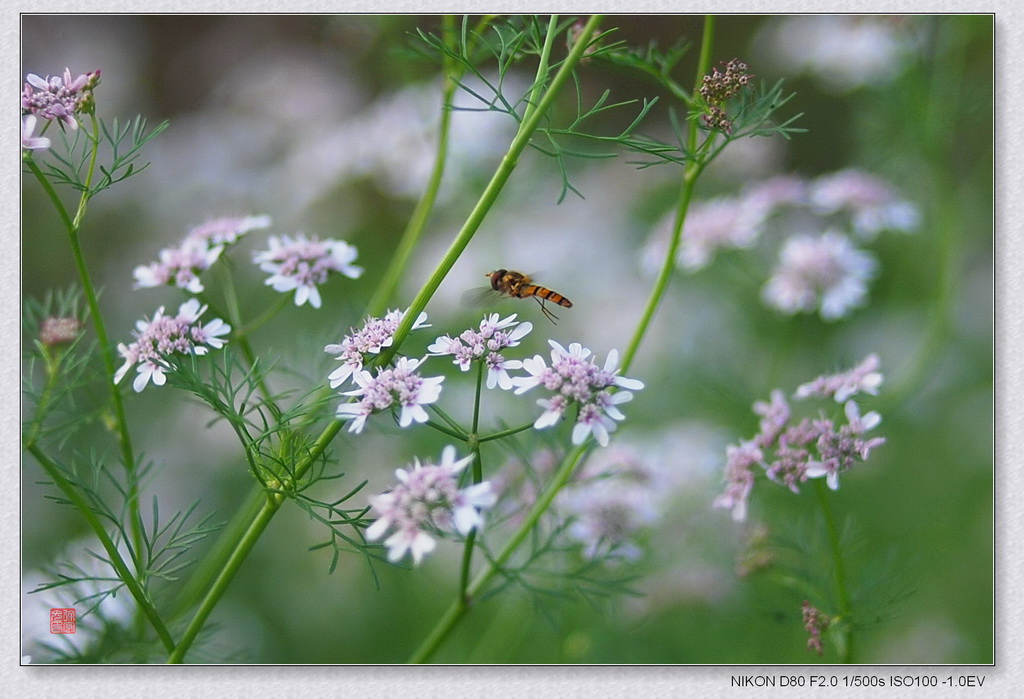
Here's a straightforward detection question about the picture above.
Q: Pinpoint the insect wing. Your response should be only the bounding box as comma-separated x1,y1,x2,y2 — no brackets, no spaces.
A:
460,285,499,309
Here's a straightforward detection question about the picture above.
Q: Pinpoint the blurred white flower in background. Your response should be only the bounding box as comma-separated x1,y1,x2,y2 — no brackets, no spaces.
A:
755,16,918,93
761,230,877,321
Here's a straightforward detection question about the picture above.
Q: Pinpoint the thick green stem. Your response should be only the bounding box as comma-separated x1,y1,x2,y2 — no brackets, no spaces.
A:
168,494,282,663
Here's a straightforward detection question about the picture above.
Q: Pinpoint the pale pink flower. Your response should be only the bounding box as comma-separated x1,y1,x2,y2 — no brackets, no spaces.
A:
335,356,444,433
366,446,497,565
794,353,883,402
762,231,877,320
132,237,224,293
253,234,363,309
427,313,532,390
325,309,431,388
805,401,885,490
512,341,643,447
22,68,99,130
21,115,50,151
810,169,919,238
184,215,271,247
715,355,886,515
113,299,230,392
713,440,763,522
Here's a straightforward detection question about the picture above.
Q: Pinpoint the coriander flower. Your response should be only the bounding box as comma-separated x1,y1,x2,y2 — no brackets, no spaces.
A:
133,215,270,294
512,340,644,447
557,446,667,561
427,313,532,390
752,389,790,448
253,234,363,309
366,446,497,565
804,400,885,490
715,355,886,516
794,353,883,402
763,418,818,493
810,169,920,238
761,231,877,321
335,356,444,433
713,440,763,522
39,317,82,347
325,309,431,388
113,299,230,392
643,197,766,274
184,215,271,247
132,237,223,293
22,68,100,130
21,115,50,151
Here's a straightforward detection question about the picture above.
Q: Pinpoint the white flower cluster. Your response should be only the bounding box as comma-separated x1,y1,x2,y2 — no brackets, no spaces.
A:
114,299,230,392
253,234,363,309
325,309,431,388
427,313,532,390
366,446,496,565
329,315,644,450
512,341,644,447
133,215,271,294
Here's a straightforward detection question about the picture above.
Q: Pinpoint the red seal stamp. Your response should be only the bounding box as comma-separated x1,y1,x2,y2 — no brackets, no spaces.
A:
50,608,76,634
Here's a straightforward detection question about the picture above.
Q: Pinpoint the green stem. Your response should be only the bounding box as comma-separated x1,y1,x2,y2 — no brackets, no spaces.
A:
456,361,486,601
690,17,716,154
620,16,715,374
209,281,280,418
379,14,604,365
168,494,281,663
367,15,459,317
235,293,290,339
814,479,854,663
25,347,62,447
520,15,560,126
428,403,469,438
477,421,535,443
424,418,468,442
26,444,176,654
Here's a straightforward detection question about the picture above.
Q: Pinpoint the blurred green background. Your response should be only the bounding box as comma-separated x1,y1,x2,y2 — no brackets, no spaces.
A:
21,15,992,663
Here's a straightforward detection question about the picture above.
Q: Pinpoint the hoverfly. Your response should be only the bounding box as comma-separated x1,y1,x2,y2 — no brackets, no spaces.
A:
485,269,573,324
